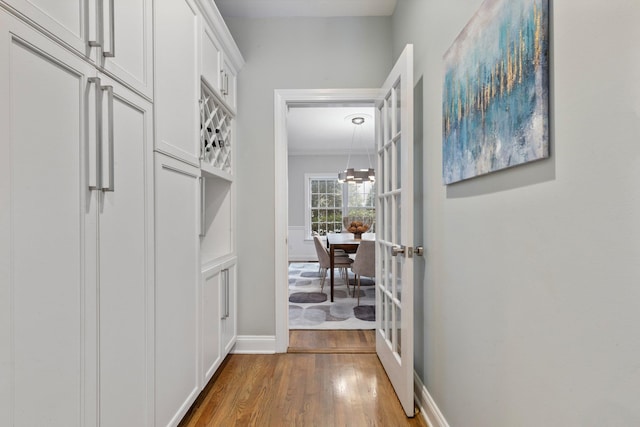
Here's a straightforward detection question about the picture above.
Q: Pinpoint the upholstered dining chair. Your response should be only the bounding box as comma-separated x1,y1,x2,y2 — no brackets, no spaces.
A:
313,235,354,293
351,240,375,305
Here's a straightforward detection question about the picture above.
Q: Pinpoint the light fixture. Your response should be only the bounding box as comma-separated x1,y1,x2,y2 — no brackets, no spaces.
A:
338,117,375,183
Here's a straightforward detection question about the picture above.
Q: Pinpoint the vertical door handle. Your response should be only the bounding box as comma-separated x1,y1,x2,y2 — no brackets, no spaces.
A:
199,177,206,237
198,98,205,160
102,0,115,57
88,77,102,191
225,269,230,319
88,0,103,48
220,71,228,96
101,85,114,192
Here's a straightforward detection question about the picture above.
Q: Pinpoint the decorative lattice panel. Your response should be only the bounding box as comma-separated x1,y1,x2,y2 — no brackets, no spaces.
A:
200,84,232,174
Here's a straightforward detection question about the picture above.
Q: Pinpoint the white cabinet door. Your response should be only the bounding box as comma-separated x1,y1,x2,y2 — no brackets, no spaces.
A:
96,74,154,427
0,11,96,427
220,55,237,111
154,0,200,166
201,21,222,95
201,266,222,384
155,153,201,427
99,0,153,98
220,260,237,354
0,0,95,57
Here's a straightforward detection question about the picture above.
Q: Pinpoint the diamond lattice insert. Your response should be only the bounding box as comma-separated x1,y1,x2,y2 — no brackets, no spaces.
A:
200,84,232,174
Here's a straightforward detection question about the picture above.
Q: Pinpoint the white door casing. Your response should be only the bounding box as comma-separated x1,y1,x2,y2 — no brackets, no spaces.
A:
274,89,380,352
272,46,414,417
375,44,415,417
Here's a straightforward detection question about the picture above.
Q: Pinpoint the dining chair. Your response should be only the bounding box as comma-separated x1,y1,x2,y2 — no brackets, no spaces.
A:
313,235,353,293
351,240,375,305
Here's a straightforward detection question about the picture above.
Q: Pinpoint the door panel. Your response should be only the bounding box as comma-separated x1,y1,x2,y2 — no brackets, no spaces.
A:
0,12,95,426
154,0,200,165
376,44,414,417
100,0,153,98
1,0,91,55
98,77,153,427
155,153,201,427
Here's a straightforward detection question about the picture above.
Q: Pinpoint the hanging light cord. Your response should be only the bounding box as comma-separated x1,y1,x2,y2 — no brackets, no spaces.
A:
344,123,357,171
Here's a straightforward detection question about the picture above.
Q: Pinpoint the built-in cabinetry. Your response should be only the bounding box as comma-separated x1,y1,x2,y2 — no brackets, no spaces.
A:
154,1,243,426
1,0,153,97
0,0,242,425
0,7,154,427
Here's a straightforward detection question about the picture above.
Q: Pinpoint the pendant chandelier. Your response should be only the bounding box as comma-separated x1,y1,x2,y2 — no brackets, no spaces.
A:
338,116,375,183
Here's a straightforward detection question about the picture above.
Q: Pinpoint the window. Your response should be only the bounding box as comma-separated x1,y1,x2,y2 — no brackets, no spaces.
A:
305,174,377,238
305,174,343,237
346,181,376,230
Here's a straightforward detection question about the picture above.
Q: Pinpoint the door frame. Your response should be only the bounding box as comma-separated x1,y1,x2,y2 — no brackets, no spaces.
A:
273,88,380,352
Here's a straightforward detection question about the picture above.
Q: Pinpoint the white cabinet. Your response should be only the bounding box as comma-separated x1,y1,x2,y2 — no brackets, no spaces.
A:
197,3,241,112
98,0,154,98
96,73,155,427
201,266,222,383
0,0,92,55
201,258,236,385
0,10,154,426
220,261,237,354
0,14,95,427
200,23,237,111
0,0,153,98
220,54,237,110
154,153,201,427
201,22,223,95
154,0,201,166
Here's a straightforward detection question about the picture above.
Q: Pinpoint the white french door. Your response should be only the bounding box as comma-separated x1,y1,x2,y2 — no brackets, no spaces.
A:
375,44,415,417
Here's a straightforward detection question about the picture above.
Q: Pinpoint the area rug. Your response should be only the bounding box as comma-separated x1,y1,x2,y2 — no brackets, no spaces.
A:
288,262,375,330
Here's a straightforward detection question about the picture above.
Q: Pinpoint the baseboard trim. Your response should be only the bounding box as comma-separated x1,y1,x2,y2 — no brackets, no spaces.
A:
232,335,277,354
414,372,450,427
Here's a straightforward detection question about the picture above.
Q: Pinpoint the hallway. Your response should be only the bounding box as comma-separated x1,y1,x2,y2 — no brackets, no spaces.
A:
180,332,426,426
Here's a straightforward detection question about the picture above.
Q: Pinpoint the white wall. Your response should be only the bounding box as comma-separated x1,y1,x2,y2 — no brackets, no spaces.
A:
393,0,640,425
225,16,392,335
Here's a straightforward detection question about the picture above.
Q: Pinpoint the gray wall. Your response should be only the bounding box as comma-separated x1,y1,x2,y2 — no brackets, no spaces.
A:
393,0,640,425
226,16,392,335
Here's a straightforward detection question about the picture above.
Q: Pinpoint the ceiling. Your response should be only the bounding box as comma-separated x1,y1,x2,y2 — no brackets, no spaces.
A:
287,106,376,156
214,0,389,156
214,0,398,18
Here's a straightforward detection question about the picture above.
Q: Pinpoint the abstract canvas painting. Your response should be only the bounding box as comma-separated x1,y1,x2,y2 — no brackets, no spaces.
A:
442,0,549,184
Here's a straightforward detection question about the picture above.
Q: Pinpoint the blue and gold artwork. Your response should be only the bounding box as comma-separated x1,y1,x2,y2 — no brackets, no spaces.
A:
443,0,549,184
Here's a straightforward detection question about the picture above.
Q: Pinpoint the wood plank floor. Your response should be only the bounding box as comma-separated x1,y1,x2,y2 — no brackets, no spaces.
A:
288,329,376,353
179,353,428,426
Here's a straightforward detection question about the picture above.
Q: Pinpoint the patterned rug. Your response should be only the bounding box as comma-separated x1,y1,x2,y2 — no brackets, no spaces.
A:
288,262,375,330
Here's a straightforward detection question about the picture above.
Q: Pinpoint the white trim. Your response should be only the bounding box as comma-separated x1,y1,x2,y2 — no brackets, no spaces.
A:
231,335,277,354
274,89,380,353
414,372,450,427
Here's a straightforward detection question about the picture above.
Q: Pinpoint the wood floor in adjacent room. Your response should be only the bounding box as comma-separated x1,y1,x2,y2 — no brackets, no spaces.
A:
179,330,427,427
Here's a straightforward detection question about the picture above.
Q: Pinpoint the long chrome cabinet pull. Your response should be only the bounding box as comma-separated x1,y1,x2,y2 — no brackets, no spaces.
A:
199,177,206,237
103,0,115,58
226,269,230,318
222,269,230,319
220,71,227,96
88,77,102,191
88,0,103,48
102,85,114,192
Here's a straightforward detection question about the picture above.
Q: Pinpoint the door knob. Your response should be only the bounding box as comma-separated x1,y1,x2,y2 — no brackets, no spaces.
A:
391,245,405,256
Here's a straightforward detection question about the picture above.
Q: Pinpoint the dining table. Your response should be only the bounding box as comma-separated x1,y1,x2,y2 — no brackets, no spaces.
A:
326,232,375,302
